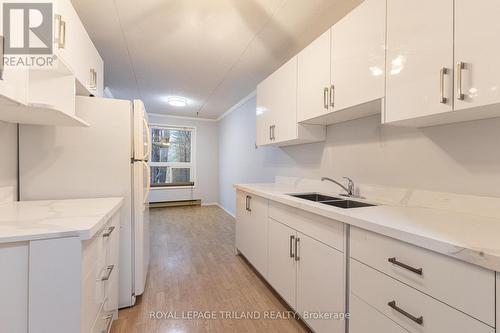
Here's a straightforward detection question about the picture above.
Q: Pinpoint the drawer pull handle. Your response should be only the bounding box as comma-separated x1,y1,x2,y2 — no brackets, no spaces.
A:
388,257,423,275
294,237,300,261
102,226,115,238
388,300,423,325
289,235,295,258
101,314,113,333
101,265,114,281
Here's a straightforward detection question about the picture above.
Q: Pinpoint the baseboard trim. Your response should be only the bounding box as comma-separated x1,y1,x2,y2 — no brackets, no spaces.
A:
149,199,201,208
216,203,236,218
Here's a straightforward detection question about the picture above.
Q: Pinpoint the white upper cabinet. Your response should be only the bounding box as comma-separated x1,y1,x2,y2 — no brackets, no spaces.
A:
454,0,500,112
54,0,104,97
0,0,102,126
385,0,454,125
296,0,386,126
256,57,325,147
330,0,385,118
385,0,500,127
297,30,331,122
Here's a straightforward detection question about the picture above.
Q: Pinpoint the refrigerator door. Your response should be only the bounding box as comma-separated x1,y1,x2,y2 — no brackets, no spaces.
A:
133,160,150,296
19,96,136,308
133,100,151,161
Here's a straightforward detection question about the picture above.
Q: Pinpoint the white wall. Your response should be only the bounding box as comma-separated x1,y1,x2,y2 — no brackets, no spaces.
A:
218,96,500,215
148,114,219,204
0,122,18,201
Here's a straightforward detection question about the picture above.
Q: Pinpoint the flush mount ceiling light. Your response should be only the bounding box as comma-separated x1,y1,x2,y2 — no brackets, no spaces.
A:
166,96,187,107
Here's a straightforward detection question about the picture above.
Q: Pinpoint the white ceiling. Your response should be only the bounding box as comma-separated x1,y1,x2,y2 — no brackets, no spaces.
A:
71,0,362,119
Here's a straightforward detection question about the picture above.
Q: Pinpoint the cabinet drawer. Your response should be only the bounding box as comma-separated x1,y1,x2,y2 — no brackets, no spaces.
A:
269,201,344,252
351,260,494,333
81,263,105,333
350,227,495,326
350,293,408,333
91,301,114,333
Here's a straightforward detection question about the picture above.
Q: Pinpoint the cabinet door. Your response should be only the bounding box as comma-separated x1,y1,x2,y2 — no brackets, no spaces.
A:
268,218,297,308
331,0,385,112
54,0,104,96
268,57,298,144
236,192,269,278
296,233,344,333
0,243,29,333
454,0,500,111
256,80,273,146
245,194,269,277
297,30,331,122
385,0,454,123
236,190,251,256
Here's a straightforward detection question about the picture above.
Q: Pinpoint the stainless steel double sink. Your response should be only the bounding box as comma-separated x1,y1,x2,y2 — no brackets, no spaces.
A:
289,193,376,209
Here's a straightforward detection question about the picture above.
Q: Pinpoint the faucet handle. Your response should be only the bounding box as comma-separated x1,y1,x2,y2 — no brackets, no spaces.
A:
343,177,354,194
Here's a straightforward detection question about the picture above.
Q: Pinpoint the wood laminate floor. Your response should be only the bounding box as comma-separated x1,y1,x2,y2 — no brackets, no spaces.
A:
111,206,310,333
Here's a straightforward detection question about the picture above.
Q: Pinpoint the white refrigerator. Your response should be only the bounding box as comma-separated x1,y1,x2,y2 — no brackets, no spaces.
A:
19,96,151,308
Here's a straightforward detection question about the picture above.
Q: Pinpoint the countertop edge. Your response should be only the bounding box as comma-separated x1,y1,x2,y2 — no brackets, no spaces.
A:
0,197,125,244
235,184,499,272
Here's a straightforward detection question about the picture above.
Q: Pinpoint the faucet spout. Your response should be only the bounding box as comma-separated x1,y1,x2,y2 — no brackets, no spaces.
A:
321,177,354,197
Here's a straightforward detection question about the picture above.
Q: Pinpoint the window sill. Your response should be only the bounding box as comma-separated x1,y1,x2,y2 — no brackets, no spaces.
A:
151,185,196,190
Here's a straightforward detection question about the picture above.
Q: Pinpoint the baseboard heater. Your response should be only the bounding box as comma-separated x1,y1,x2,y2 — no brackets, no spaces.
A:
149,199,201,208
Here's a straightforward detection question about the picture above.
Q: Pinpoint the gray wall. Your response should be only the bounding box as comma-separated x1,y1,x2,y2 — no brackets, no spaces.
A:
218,96,500,215
0,122,18,197
148,114,219,204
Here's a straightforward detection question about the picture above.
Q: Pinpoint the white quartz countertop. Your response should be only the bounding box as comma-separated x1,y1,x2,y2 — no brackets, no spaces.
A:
0,197,124,243
235,183,500,272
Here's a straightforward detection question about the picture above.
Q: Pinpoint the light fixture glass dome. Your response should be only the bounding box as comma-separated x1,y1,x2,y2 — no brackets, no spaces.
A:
166,96,187,107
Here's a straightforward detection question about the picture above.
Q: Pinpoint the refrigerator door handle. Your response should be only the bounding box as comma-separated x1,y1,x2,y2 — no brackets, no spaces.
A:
143,117,152,161
143,161,151,205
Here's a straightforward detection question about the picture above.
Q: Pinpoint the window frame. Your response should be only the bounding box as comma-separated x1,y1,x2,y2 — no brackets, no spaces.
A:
149,124,196,189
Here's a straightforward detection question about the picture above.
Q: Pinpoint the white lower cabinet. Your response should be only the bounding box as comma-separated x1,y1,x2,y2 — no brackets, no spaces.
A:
267,218,345,333
296,232,344,333
267,218,297,308
350,259,494,333
236,191,498,333
0,242,29,333
0,211,120,333
235,190,269,277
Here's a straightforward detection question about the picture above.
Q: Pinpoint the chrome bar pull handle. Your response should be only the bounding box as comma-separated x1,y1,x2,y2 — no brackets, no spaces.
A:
102,226,115,238
388,300,423,325
89,68,97,90
271,125,276,141
330,84,335,108
247,196,252,212
289,235,295,258
388,257,423,275
439,67,448,104
61,20,66,48
100,265,114,281
456,61,465,100
269,125,272,141
323,87,329,109
294,237,300,261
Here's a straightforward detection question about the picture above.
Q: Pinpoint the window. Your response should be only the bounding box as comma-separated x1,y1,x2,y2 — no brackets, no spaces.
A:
149,125,195,187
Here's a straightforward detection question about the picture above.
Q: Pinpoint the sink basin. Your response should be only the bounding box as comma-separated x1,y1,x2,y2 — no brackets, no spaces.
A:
289,193,376,209
321,200,375,209
289,193,341,202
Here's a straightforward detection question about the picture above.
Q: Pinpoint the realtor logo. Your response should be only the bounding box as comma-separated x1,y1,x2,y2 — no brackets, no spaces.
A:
3,2,53,54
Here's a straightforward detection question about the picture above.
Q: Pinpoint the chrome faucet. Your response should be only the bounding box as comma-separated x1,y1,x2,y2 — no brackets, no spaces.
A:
321,177,355,197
